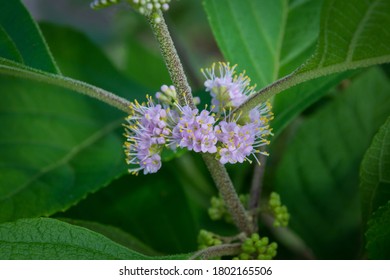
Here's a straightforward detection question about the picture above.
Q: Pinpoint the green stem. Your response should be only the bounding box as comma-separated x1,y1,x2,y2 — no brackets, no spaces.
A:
147,11,253,235
0,61,131,113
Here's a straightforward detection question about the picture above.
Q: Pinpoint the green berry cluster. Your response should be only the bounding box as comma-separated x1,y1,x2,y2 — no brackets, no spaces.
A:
208,194,248,224
197,229,222,250
269,192,290,227
234,233,278,260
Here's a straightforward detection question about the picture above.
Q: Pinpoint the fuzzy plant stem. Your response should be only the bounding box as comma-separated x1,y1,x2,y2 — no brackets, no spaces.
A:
202,154,254,235
147,11,194,107
0,61,131,113
190,243,242,260
147,11,253,235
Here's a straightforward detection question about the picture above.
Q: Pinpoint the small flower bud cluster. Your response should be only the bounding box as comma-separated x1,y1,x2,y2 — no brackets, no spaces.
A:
233,233,278,260
197,229,222,250
156,85,200,106
208,194,248,224
128,0,171,23
124,62,273,175
90,0,119,10
269,192,290,227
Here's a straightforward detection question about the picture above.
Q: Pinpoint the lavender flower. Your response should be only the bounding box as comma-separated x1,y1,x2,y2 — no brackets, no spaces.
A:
124,97,174,175
201,62,256,113
171,105,217,153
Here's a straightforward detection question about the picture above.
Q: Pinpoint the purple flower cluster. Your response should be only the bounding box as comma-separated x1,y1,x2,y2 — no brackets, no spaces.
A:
124,63,273,175
172,106,218,153
124,98,174,175
215,107,272,164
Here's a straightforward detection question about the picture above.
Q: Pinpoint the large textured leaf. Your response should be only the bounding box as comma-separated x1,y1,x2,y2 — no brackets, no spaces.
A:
298,0,390,74
0,0,59,73
203,0,352,135
366,201,390,259
274,68,390,259
360,116,390,224
0,218,147,259
204,0,322,86
271,72,351,135
0,24,143,222
234,0,390,124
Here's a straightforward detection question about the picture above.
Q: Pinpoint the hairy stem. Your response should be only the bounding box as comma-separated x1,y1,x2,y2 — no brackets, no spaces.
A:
0,61,131,113
202,153,253,235
147,11,253,235
147,11,194,107
190,243,241,260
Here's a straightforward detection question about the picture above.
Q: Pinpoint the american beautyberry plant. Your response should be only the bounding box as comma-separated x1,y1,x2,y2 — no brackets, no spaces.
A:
0,0,389,260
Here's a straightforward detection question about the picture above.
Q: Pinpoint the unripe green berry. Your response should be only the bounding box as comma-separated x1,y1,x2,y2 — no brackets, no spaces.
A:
261,237,269,246
251,233,260,241
239,253,250,260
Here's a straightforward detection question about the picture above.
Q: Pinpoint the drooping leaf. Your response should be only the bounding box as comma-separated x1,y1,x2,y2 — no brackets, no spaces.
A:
360,116,390,224
0,218,148,259
0,0,59,73
366,201,390,259
0,24,145,223
274,68,390,259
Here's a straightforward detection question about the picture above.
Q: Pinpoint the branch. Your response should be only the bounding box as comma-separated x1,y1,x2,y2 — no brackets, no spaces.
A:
147,11,253,235
0,61,130,113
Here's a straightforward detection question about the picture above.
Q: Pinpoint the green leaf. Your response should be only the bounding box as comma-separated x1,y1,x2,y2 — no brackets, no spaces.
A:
124,37,171,89
203,0,322,87
298,0,390,75
0,0,59,73
0,24,143,222
59,219,160,256
271,72,352,135
235,0,390,121
360,116,390,224
366,201,390,259
0,218,148,259
0,26,22,62
203,0,354,136
39,23,144,101
58,171,200,255
274,68,390,259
